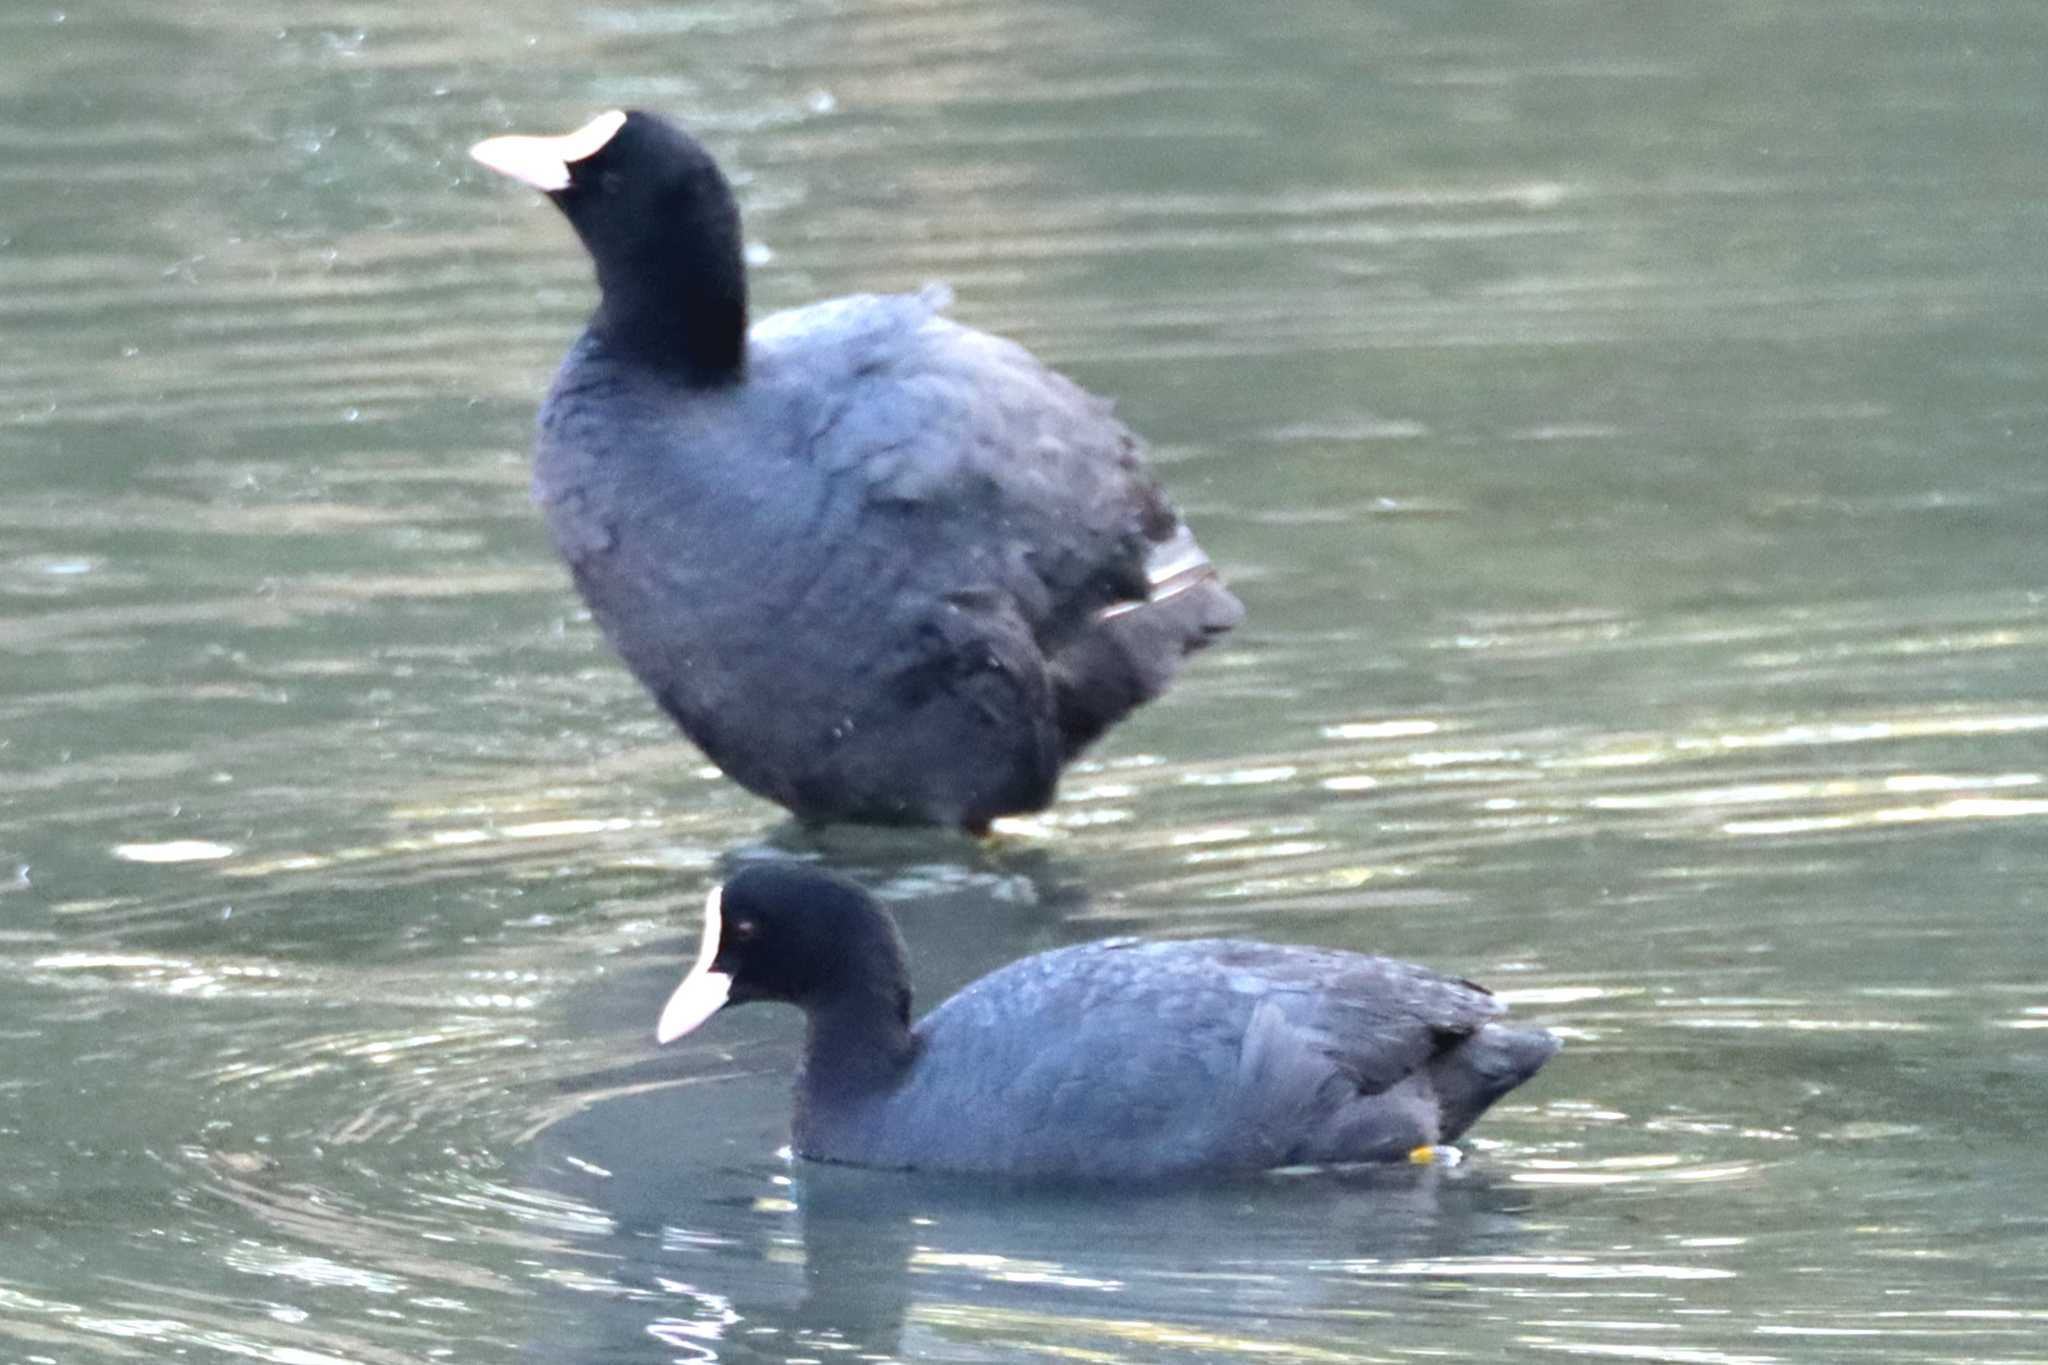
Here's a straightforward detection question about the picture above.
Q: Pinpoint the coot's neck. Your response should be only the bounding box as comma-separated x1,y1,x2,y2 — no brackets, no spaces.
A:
799,984,918,1099
582,187,748,388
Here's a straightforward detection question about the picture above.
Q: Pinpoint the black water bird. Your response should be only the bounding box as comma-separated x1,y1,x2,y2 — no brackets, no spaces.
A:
470,111,1242,829
655,864,1559,1180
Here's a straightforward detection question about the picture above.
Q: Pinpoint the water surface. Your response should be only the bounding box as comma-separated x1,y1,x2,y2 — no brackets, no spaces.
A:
5,1,2048,1361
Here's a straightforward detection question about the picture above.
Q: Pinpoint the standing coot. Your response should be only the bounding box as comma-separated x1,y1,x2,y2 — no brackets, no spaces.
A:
470,111,1243,830
656,864,1560,1180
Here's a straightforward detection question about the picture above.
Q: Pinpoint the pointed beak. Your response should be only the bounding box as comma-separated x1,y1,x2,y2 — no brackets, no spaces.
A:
656,884,732,1044
469,109,627,193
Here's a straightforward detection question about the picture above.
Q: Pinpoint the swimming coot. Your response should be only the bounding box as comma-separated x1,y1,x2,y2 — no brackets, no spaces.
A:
470,112,1243,830
657,864,1559,1180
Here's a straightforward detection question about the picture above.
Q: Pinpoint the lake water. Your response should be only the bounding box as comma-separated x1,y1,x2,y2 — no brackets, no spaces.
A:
5,1,2048,1361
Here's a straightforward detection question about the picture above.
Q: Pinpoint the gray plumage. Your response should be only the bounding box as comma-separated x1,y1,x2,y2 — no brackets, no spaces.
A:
801,936,1556,1179
539,287,1240,827
479,111,1242,828
663,865,1559,1181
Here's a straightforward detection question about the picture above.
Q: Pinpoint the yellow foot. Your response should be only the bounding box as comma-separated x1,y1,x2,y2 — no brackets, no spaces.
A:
1407,1144,1463,1167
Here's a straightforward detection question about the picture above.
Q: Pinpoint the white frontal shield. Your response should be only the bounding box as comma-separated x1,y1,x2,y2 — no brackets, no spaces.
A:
469,110,628,192
656,885,733,1044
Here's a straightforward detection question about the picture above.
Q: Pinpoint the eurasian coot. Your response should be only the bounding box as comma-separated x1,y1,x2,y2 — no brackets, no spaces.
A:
656,864,1559,1180
470,111,1242,830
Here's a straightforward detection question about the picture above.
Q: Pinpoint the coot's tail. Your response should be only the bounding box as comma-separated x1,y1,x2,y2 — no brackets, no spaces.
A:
1050,524,1244,757
1430,1024,1561,1143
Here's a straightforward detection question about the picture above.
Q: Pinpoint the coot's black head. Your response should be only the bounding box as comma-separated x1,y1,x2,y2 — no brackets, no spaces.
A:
655,864,913,1044
470,109,748,383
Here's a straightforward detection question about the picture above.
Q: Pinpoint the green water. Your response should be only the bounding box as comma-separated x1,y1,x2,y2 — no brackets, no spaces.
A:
4,1,2048,1361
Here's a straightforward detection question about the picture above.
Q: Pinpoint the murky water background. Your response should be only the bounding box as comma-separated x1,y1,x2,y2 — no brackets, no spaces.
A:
6,1,2048,1361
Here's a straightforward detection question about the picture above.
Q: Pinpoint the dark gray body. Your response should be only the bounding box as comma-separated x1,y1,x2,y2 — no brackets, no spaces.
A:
536,287,1242,827
791,937,1559,1180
